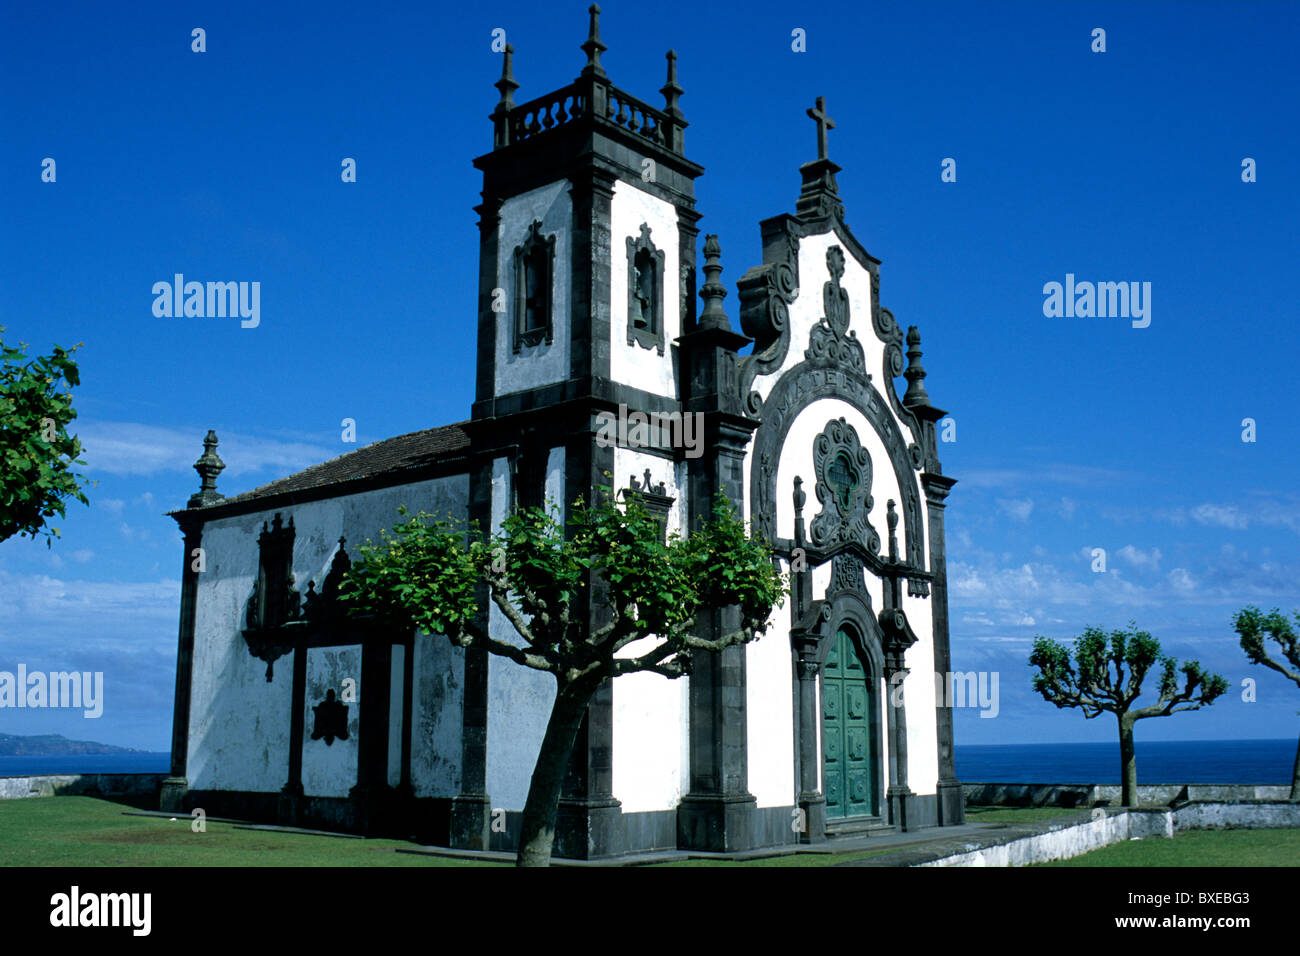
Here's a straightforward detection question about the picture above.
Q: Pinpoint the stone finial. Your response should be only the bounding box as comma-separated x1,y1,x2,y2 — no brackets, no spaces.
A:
188,430,225,508
886,499,900,562
793,476,807,548
660,50,684,118
494,43,519,110
492,43,520,149
902,326,931,408
580,4,607,77
697,234,731,332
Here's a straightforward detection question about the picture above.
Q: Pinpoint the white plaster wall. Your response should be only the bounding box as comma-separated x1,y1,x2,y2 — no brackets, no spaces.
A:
410,632,463,798
609,180,679,397
611,448,687,813
900,593,938,795
495,181,572,396
187,471,469,797
301,646,361,797
486,455,557,810
187,515,292,793
747,581,794,808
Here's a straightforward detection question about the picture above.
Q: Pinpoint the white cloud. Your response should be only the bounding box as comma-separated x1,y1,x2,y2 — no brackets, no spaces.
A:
1190,504,1249,530
996,498,1034,522
99,498,126,515
1168,568,1197,593
71,549,95,563
1117,545,1162,569
76,421,333,478
959,464,1128,490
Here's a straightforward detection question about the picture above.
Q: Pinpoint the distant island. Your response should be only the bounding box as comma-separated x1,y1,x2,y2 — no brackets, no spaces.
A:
0,733,147,756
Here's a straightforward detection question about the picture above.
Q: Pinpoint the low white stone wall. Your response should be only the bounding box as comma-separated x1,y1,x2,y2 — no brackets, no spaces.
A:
922,802,1300,867
963,782,1292,807
0,773,164,800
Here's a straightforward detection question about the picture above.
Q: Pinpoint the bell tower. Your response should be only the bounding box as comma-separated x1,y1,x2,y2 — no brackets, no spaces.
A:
455,6,754,856
470,4,706,427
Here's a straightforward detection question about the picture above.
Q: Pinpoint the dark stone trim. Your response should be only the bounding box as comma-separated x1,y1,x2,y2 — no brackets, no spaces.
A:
474,126,702,212
285,642,307,797
161,515,203,811
399,636,414,791
568,167,617,384
474,195,504,406
474,377,691,425
922,471,963,825
512,220,557,353
678,413,760,852
676,207,701,333
626,222,665,354
450,454,496,850
181,788,454,843
557,428,620,845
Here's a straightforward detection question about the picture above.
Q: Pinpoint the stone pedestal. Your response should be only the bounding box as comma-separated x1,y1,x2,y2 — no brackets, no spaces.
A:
449,793,492,851
677,793,760,853
555,797,623,859
159,776,188,813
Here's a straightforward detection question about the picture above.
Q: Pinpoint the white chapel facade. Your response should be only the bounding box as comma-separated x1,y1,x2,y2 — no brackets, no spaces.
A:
162,9,963,857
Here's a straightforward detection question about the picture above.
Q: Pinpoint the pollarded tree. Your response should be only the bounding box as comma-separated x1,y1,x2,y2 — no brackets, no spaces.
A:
0,327,91,545
1233,606,1300,800
339,486,785,866
1029,624,1227,806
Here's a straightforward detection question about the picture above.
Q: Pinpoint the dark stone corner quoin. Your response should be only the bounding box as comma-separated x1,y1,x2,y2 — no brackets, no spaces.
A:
158,5,963,858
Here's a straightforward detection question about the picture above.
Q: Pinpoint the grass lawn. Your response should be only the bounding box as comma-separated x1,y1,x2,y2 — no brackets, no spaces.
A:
0,796,501,867
5,797,1293,867
964,805,1093,824
1036,828,1300,867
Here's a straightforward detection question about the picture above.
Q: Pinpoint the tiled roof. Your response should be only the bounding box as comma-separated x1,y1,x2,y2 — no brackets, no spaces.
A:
202,422,470,509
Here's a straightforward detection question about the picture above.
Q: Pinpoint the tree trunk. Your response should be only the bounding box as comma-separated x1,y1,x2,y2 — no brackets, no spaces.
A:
516,679,595,867
1118,714,1138,807
1290,730,1300,802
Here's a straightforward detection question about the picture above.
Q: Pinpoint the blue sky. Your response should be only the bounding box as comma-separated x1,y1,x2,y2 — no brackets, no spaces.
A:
2,1,1298,753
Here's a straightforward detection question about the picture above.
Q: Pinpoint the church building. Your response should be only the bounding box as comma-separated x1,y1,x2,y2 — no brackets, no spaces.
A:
162,7,964,858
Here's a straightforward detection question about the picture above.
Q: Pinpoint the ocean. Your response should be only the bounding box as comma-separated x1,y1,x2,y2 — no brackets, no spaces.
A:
0,739,1294,784
956,738,1297,784
0,753,170,777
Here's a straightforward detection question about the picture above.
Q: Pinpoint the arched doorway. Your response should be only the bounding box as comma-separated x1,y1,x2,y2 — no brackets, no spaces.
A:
822,626,880,819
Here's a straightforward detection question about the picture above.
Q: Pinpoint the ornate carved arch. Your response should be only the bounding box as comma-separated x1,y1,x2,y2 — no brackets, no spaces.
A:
750,361,927,592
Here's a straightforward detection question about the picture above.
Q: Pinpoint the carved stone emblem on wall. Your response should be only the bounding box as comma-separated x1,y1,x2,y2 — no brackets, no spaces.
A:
246,513,301,633
311,689,349,746
805,246,865,372
809,418,881,555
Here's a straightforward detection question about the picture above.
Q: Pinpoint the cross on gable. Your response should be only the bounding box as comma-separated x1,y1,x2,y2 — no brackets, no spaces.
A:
807,95,835,162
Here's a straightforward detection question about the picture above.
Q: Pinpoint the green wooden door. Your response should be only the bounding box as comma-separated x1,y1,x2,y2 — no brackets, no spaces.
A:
822,627,877,819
